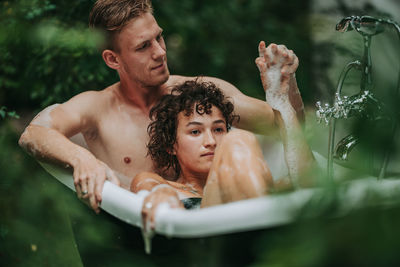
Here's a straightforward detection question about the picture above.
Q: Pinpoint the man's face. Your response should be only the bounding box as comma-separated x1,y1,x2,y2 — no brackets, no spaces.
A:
115,13,169,88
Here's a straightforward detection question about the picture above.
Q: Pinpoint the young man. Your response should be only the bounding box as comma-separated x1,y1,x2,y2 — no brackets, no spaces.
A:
19,0,303,213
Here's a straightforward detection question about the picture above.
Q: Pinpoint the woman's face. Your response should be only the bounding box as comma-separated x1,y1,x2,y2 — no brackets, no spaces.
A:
173,105,227,178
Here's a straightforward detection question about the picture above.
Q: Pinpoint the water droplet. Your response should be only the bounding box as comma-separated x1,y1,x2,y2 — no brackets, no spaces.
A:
142,229,155,255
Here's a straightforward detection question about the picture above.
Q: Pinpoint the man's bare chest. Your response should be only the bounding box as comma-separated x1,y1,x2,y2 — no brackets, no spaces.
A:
83,111,153,171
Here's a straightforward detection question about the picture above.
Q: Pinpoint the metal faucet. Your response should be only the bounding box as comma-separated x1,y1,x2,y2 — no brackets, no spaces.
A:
316,16,400,181
316,90,381,125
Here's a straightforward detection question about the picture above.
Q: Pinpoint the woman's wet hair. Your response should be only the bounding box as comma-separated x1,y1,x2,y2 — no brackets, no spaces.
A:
147,80,239,178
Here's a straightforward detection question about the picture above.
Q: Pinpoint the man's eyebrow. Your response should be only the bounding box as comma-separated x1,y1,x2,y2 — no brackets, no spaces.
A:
134,28,163,49
134,39,149,49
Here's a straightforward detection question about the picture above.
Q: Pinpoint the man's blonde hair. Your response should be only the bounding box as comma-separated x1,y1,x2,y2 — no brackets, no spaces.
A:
89,0,153,51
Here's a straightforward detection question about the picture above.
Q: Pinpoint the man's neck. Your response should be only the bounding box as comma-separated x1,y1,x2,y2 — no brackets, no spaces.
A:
117,80,165,113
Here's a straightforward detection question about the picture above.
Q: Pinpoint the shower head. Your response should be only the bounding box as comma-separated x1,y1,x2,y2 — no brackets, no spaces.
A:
336,16,385,36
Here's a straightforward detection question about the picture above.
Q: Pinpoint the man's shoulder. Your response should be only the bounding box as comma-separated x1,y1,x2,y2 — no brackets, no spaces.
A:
168,75,239,94
167,75,194,87
52,83,119,122
65,83,118,105
168,74,224,82
168,75,234,86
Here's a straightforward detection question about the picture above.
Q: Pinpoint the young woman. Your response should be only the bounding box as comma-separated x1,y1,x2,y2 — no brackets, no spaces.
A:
131,42,315,230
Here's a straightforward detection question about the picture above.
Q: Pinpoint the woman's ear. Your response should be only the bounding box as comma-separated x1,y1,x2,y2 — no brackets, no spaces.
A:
167,145,177,155
102,49,120,70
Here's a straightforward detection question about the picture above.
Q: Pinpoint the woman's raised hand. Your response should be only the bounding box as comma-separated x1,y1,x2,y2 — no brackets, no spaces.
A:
255,41,299,111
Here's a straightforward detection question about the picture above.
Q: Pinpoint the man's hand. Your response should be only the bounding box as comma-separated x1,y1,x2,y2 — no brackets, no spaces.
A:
255,41,299,111
72,154,120,213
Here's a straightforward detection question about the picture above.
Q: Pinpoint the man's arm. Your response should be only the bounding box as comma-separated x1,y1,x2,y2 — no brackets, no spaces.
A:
19,92,119,213
200,43,305,135
199,76,275,134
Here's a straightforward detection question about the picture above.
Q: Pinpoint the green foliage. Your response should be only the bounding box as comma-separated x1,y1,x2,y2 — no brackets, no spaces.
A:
153,0,312,100
0,124,83,265
0,0,117,109
0,106,20,120
0,0,312,111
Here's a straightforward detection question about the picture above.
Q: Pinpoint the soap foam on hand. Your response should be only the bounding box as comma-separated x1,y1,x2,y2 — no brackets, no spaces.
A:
264,48,291,112
258,45,303,184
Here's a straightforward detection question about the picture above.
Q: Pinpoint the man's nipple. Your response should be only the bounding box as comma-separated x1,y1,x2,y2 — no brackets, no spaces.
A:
124,157,131,164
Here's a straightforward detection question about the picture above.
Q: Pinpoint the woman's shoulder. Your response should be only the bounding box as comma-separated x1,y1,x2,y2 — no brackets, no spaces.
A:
130,172,167,192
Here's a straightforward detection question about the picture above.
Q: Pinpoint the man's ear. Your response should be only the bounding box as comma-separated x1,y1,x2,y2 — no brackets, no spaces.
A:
102,49,120,70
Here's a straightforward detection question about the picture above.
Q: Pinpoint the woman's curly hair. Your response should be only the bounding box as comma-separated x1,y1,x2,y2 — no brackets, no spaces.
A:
147,80,239,178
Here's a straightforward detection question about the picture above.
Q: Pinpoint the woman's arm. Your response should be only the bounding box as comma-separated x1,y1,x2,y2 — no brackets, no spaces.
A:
131,172,183,231
255,41,315,187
